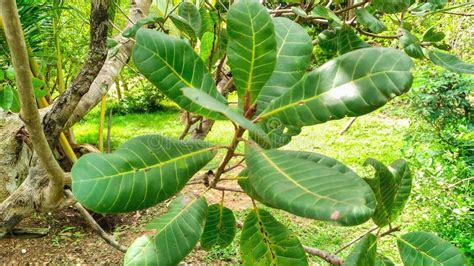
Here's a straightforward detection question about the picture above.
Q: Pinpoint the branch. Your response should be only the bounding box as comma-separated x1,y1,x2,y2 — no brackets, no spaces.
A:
334,0,370,15
66,0,152,128
356,27,401,39
339,117,357,135
0,0,65,206
65,190,127,253
43,0,110,145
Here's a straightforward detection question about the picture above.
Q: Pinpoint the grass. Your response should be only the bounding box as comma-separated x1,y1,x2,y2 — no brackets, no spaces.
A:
73,102,416,264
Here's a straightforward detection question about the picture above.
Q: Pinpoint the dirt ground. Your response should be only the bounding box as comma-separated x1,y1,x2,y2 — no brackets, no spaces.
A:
0,180,251,264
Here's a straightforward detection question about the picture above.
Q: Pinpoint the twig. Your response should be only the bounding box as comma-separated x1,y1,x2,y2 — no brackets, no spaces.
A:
65,190,127,253
214,185,245,193
334,0,370,15
447,176,474,189
339,117,357,135
356,28,401,39
335,226,377,254
443,11,474,16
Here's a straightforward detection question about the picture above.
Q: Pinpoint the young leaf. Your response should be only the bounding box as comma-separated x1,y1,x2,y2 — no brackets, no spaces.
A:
364,158,397,227
422,26,445,42
399,30,424,59
255,17,312,115
227,0,277,106
258,48,413,128
124,195,208,265
355,8,387,34
428,50,474,74
388,159,412,219
133,29,227,120
397,232,468,265
240,208,308,265
0,85,14,111
169,2,201,39
311,6,342,27
318,26,370,55
71,135,216,213
200,204,237,250
372,0,411,13
245,146,376,226
344,234,377,266
182,88,271,148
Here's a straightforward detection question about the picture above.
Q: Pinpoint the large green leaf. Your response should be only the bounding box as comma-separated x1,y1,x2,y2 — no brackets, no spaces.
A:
344,234,377,266
355,8,387,34
364,158,396,227
227,0,276,106
257,48,413,128
240,208,308,265
311,6,342,27
124,195,208,265
372,0,411,13
133,29,227,120
397,232,468,265
245,147,376,226
71,135,216,213
255,17,312,115
182,88,271,148
375,254,395,266
200,204,237,250
428,50,474,74
399,30,424,59
318,26,370,55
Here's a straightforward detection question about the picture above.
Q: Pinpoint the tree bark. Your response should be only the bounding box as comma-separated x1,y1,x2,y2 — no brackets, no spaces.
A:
66,0,152,128
0,0,66,208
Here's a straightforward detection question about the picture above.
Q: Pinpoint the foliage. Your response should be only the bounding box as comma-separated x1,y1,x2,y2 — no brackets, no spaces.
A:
67,1,471,265
110,82,166,115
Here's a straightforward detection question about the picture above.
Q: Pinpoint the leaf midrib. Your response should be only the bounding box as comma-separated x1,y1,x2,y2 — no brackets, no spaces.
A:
259,69,408,120
258,150,362,206
74,147,214,183
398,237,445,265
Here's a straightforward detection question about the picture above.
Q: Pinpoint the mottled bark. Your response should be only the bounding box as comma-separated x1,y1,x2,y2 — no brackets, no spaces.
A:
66,0,152,128
43,0,109,146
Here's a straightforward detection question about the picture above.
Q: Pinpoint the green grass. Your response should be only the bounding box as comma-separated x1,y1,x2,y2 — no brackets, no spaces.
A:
74,103,414,264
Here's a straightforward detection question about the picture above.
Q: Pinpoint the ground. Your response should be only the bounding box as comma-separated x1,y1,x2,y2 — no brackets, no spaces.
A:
0,103,432,265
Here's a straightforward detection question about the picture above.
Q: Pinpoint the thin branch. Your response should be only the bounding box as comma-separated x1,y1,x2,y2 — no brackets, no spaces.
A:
447,176,474,189
339,117,357,135
443,11,474,16
65,190,127,253
0,0,66,206
335,227,378,254
334,0,370,15
304,245,344,265
356,27,401,39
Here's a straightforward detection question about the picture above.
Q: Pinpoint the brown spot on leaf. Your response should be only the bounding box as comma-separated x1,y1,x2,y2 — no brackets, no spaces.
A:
330,211,340,220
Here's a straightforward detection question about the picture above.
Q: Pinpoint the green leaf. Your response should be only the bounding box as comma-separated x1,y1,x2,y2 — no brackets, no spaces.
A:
355,8,387,34
199,30,228,68
399,30,424,59
422,26,445,42
182,88,271,148
5,67,15,81
375,254,395,266
245,147,376,226
10,87,20,113
364,158,397,227
428,50,474,74
199,7,218,37
240,208,308,265
388,159,412,219
318,26,370,55
397,232,468,265
200,204,237,250
311,6,342,27
238,177,275,207
344,234,377,266
227,0,277,106
0,69,4,81
255,17,312,115
133,29,227,120
122,15,164,38
291,6,308,17
0,85,14,111
169,2,201,39
372,0,411,13
71,135,216,213
124,195,208,265
258,48,413,128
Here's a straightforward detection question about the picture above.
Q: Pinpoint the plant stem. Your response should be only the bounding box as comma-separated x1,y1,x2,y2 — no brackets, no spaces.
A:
1,0,65,206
